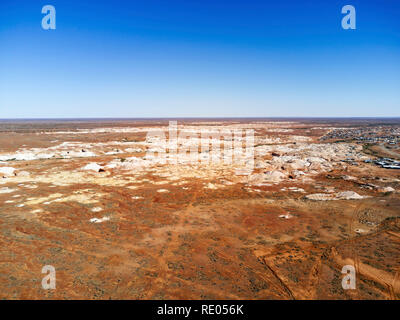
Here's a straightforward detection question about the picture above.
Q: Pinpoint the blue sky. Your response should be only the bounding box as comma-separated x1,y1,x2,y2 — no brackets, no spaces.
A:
0,0,399,118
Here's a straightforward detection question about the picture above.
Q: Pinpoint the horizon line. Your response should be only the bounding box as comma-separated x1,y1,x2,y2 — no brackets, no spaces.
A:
1,116,400,121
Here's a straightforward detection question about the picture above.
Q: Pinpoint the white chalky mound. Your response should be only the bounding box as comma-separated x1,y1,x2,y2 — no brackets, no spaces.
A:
157,189,170,193
0,167,16,176
90,216,110,223
306,191,367,201
305,193,334,201
82,163,103,172
335,191,366,200
0,187,16,194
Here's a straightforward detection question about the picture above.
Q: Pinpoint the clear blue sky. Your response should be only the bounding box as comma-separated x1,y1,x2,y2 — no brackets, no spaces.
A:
0,0,399,118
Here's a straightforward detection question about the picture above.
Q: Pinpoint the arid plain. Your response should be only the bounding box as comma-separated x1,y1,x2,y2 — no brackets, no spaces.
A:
0,118,399,299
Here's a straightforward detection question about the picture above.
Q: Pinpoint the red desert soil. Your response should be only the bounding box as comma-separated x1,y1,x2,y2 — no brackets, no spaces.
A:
0,119,399,299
